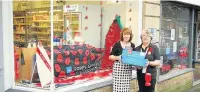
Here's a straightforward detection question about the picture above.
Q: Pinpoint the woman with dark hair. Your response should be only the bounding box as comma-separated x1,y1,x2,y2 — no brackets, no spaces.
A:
136,30,161,92
109,28,135,92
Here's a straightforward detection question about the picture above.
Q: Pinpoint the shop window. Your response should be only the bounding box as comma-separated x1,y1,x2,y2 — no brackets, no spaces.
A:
160,2,190,75
13,0,126,90
13,0,52,89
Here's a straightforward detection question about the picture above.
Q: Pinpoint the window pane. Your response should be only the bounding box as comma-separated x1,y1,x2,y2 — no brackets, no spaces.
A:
13,1,51,90
160,2,190,75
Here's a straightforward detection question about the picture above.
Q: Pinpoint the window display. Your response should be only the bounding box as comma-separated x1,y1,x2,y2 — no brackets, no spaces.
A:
13,1,52,90
160,2,190,75
13,1,124,91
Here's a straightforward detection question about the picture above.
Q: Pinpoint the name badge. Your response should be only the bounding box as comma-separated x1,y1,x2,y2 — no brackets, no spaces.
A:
140,52,145,56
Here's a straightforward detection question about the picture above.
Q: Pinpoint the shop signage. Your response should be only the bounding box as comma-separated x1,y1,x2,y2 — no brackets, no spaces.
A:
63,5,79,12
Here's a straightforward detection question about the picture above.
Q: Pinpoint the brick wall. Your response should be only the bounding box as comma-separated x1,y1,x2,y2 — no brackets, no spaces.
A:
89,71,193,92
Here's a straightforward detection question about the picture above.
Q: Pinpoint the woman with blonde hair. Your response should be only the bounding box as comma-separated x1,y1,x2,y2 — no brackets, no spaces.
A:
136,30,161,92
109,28,135,92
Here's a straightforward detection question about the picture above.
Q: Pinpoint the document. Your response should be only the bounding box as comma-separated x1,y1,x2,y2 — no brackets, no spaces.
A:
121,49,147,67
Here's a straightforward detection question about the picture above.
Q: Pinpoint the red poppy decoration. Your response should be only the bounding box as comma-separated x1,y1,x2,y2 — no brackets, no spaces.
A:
85,50,90,56
65,57,70,65
85,16,88,20
98,23,102,27
70,50,77,56
63,51,70,56
57,54,63,63
78,49,83,55
54,49,61,54
55,64,61,72
100,14,103,18
75,58,80,65
58,71,66,78
96,48,100,52
86,7,88,11
83,57,88,64
101,48,105,52
70,45,75,49
97,54,101,61
86,44,93,49
90,53,95,61
85,26,88,30
70,71,75,76
148,47,153,53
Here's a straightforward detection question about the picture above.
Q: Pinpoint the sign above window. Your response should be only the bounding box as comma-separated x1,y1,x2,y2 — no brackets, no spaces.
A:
63,5,79,12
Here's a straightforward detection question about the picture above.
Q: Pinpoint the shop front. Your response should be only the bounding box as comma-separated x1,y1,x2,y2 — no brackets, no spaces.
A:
1,0,199,92
2,0,142,92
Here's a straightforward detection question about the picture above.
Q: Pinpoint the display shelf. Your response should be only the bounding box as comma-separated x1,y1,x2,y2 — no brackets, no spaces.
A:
13,11,27,47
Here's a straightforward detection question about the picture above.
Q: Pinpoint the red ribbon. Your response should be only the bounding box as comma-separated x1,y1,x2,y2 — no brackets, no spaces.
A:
36,47,51,71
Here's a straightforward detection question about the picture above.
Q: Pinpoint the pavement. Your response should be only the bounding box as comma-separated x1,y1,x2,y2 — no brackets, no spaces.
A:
5,83,200,92
185,83,200,92
5,89,30,92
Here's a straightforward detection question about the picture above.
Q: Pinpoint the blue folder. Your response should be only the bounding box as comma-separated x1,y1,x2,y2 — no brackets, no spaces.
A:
121,49,147,67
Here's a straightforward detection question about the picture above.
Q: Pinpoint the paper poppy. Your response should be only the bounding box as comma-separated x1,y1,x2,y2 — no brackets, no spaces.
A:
65,57,70,65
63,51,70,56
70,45,75,49
54,49,61,54
78,49,83,55
83,57,88,64
100,14,103,18
85,50,90,56
57,54,63,63
97,54,101,61
86,44,93,49
90,53,95,61
75,58,80,65
98,23,102,27
55,64,61,72
70,71,75,76
85,16,88,19
86,7,88,11
58,71,66,78
148,47,153,53
70,50,77,56
85,26,88,30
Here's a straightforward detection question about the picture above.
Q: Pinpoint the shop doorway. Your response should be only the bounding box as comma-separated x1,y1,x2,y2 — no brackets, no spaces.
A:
193,11,200,86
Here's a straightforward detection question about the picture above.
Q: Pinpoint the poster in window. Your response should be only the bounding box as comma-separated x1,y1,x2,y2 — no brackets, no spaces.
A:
171,29,175,40
173,41,177,52
179,27,183,38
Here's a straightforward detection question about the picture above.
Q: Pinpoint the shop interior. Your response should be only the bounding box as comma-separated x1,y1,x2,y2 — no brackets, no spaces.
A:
13,0,130,91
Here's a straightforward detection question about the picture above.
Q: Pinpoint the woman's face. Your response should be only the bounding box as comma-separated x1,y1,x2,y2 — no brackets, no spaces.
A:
123,33,131,42
141,32,151,43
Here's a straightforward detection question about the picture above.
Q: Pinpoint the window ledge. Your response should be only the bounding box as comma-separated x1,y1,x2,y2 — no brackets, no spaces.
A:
55,71,137,92
158,68,194,82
